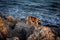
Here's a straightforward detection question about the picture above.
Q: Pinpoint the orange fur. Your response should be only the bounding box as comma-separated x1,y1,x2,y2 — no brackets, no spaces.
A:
25,16,40,26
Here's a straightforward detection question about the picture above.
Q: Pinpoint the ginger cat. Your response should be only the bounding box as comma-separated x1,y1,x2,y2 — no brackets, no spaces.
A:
25,16,40,26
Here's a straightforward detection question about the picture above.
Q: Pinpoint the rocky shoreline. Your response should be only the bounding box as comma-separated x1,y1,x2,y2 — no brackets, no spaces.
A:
0,14,60,40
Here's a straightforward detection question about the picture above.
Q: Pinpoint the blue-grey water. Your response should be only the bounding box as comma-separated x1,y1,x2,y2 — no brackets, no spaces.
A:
0,0,60,26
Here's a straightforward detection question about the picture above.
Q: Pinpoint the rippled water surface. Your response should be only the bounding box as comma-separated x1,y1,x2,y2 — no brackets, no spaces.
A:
0,0,60,26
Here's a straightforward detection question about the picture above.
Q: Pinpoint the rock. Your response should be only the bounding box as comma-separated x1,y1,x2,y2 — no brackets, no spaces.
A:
0,17,9,40
0,14,60,40
6,37,19,40
14,22,35,40
27,26,60,40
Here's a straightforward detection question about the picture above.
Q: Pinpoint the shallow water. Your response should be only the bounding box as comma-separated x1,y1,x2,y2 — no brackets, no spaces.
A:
0,0,60,26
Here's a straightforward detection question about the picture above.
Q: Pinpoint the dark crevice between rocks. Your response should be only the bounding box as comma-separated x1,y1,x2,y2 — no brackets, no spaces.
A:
19,29,27,40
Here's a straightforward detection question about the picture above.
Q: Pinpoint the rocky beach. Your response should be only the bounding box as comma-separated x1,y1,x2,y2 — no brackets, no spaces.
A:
0,0,60,40
0,14,60,40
